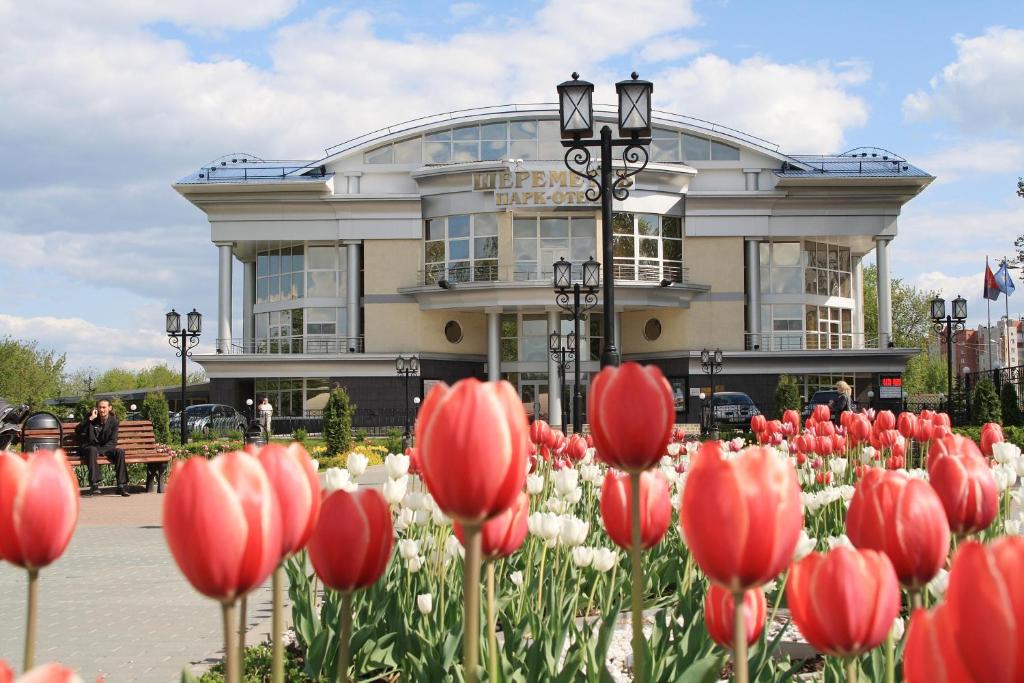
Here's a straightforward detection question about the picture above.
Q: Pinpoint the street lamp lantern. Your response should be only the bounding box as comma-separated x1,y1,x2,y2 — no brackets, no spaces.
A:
582,256,600,290
615,72,654,138
700,348,724,437
187,308,203,334
166,309,181,334
714,348,724,365
567,331,577,353
952,294,968,321
553,257,572,290
930,296,946,322
557,73,594,140
549,329,561,354
396,355,420,450
700,348,710,364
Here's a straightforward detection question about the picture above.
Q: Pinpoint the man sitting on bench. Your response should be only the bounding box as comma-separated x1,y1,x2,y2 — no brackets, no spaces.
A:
76,399,130,497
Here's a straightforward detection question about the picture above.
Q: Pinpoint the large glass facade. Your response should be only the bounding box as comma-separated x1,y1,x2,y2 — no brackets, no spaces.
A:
611,212,684,282
499,313,603,362
512,215,596,281
424,213,499,283
651,127,740,162
255,377,332,417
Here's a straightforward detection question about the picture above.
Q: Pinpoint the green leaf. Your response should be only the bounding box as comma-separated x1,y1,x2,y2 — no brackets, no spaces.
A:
676,653,726,683
179,668,201,683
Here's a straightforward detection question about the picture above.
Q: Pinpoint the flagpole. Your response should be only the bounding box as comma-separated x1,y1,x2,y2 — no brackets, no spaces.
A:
988,255,994,372
1005,257,1012,371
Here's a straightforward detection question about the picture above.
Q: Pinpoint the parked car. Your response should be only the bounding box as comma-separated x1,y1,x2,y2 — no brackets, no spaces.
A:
801,390,859,420
169,403,247,437
710,392,761,426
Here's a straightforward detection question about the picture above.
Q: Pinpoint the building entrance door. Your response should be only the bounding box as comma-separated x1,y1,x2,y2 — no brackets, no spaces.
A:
518,376,549,423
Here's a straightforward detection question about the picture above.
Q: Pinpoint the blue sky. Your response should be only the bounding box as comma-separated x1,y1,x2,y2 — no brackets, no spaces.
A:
0,0,1021,371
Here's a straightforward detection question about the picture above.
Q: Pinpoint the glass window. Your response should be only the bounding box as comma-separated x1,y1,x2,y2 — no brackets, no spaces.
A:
453,125,479,141
394,137,422,164
481,122,507,140
424,142,451,164
307,272,337,297
475,213,498,236
364,145,393,164
452,142,479,162
307,246,337,270
510,140,538,159
481,141,507,161
683,135,710,160
510,120,537,139
710,140,740,160
448,215,470,238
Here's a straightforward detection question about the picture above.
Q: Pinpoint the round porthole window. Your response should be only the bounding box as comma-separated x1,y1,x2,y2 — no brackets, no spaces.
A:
644,318,662,341
444,320,464,344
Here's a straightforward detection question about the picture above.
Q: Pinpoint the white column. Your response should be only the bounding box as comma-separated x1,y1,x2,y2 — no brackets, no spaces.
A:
875,237,893,348
487,310,501,381
345,242,361,351
745,239,761,349
852,258,865,347
547,310,562,430
217,244,233,352
242,260,256,350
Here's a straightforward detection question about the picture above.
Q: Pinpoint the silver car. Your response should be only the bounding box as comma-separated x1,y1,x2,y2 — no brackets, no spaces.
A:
169,403,247,437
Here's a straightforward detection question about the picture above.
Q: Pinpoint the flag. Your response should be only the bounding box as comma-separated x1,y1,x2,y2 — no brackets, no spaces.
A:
996,260,1016,296
984,262,1000,300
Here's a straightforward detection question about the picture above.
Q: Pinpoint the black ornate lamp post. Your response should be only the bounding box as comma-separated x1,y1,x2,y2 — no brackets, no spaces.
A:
396,355,419,450
931,295,967,418
558,72,653,368
700,348,724,436
553,256,600,431
167,308,202,445
549,330,576,430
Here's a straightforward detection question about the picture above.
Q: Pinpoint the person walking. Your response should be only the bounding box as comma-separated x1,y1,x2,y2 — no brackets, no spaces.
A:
257,396,274,436
832,381,853,421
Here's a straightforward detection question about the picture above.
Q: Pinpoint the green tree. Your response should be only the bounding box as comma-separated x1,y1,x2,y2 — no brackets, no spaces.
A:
971,377,1002,425
902,353,949,396
1001,382,1024,427
142,391,171,443
108,396,128,421
863,265,936,348
0,337,66,409
95,368,137,393
773,375,801,417
322,386,355,455
134,365,181,388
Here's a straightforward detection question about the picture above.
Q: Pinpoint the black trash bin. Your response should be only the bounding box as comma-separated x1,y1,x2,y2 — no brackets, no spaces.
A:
22,412,64,453
244,422,266,449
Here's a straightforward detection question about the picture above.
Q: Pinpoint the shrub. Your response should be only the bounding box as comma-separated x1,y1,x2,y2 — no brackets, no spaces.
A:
142,391,171,443
382,427,404,454
1001,382,1024,427
316,443,387,471
323,386,355,455
971,377,1001,425
353,428,369,442
773,375,801,418
292,427,308,446
108,396,128,422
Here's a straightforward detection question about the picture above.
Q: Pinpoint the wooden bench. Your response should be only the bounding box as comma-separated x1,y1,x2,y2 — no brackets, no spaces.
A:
22,421,172,493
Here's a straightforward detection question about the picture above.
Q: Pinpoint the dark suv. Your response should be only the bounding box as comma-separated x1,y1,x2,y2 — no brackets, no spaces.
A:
710,392,761,426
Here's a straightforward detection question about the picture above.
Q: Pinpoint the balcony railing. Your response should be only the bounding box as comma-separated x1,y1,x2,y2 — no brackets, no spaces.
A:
215,337,365,355
418,262,689,286
744,332,879,351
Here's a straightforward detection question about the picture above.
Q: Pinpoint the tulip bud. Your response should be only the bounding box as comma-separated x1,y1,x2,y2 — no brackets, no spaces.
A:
308,489,392,593
588,362,675,473
571,546,594,568
416,593,433,615
510,570,524,587
382,476,409,505
599,470,671,551
384,453,410,480
346,452,369,479
591,547,618,572
704,585,766,651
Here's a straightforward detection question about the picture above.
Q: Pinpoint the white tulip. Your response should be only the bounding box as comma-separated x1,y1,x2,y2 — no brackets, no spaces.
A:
860,446,877,465
906,468,929,480
1006,519,1023,535
582,447,596,465
826,534,853,550
928,568,949,600
413,509,431,525
890,617,905,641
559,516,589,547
398,539,420,561
762,579,778,594
685,441,699,456
660,455,674,468
566,488,583,505
552,468,579,498
580,463,602,484
591,547,618,572
838,485,855,502
406,555,425,573
404,491,425,511
666,443,682,457
510,570,524,587
394,507,415,531
794,530,817,561
417,593,432,615
431,501,450,526
322,467,358,494
382,476,409,505
310,459,319,472
346,452,369,478
445,534,464,559
994,464,1018,492
529,512,562,542
829,458,848,476
572,546,594,568
526,474,545,495
385,453,410,479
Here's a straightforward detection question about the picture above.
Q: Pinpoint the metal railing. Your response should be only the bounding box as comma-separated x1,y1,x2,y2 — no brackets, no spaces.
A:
418,262,689,287
216,337,365,355
744,332,879,351
270,408,407,436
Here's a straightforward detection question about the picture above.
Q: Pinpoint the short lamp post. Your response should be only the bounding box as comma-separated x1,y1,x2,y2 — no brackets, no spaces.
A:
129,403,138,421
549,330,576,431
931,295,967,421
553,256,600,431
700,348,724,437
166,308,202,445
558,72,653,368
245,397,255,424
396,355,420,451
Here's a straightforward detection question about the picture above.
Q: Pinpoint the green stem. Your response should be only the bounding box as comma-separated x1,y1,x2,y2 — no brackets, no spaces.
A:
237,594,247,668
885,631,895,683
733,590,749,683
462,523,483,683
272,564,284,683
844,657,857,682
536,543,547,613
910,588,923,611
487,561,498,682
583,574,600,620
629,472,645,681
222,601,240,683
23,569,38,672
338,592,353,683
766,569,789,629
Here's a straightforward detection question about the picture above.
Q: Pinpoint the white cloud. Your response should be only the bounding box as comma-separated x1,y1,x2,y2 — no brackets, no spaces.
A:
914,271,980,300
31,0,301,31
654,56,869,152
903,27,1024,132
448,3,482,21
913,138,1024,183
640,36,706,62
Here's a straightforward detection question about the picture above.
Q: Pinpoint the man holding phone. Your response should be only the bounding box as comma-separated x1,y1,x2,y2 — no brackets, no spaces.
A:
76,399,129,496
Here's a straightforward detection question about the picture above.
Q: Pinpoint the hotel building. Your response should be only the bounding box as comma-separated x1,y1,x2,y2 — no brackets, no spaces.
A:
174,104,932,430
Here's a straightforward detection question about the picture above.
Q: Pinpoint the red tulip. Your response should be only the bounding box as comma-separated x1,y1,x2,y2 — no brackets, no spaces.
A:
913,419,933,443
548,429,566,453
981,422,1005,457
405,446,421,475
831,433,846,453
257,443,321,560
680,443,803,592
454,491,529,560
787,547,900,657
673,427,687,442
163,452,282,602
929,451,999,536
816,420,836,437
934,412,952,429
815,436,833,456
897,412,918,439
600,470,671,551
931,424,951,441
12,663,82,683
927,433,983,474
812,404,830,423
308,488,392,592
849,416,871,445
750,414,767,434
845,469,950,589
0,450,79,571
874,410,896,431
565,434,587,462
416,378,530,523
588,362,674,473
530,419,552,446
903,603,973,683
704,584,766,650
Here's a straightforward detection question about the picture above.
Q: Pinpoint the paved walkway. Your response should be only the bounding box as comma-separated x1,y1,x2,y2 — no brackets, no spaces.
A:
0,465,386,682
